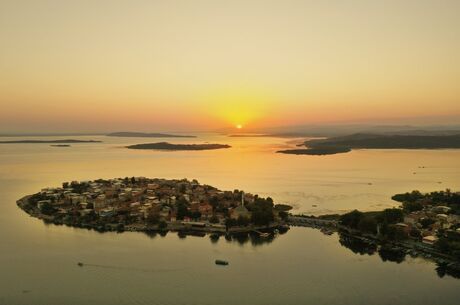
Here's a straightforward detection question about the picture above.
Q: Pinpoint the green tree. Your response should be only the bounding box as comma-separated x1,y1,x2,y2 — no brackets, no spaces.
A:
158,220,168,230
278,211,289,221
358,216,377,234
340,210,363,229
190,211,201,220
209,215,219,224
420,217,435,229
146,211,160,225
379,208,404,224
40,202,56,215
237,216,250,226
402,201,423,213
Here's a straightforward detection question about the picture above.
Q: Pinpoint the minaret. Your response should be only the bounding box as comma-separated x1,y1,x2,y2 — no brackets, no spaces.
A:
241,191,244,207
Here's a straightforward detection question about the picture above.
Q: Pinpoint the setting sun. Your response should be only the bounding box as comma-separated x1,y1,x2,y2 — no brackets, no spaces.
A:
236,124,243,129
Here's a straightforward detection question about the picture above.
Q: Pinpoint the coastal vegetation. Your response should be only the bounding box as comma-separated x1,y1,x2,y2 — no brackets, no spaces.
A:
337,189,460,260
126,142,231,151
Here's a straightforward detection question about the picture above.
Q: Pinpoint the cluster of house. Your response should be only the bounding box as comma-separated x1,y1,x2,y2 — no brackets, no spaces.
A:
396,205,460,245
34,177,255,227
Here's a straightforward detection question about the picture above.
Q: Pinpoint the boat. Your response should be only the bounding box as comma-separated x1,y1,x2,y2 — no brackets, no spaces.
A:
77,262,84,267
215,259,229,266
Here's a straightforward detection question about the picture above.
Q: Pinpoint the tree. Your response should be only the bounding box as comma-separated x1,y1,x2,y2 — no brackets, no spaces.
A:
358,216,377,234
175,198,189,220
379,208,404,224
383,225,408,241
40,202,56,215
146,211,160,225
391,190,423,203
237,216,250,226
190,211,201,220
402,201,423,213
209,215,219,224
209,196,219,209
225,218,237,228
420,217,435,229
278,211,289,221
340,210,363,229
158,220,168,230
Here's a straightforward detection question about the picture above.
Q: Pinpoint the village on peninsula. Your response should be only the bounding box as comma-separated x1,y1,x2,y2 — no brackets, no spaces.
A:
17,177,291,236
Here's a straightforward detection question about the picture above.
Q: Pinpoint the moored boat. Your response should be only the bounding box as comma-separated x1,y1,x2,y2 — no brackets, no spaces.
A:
215,259,229,266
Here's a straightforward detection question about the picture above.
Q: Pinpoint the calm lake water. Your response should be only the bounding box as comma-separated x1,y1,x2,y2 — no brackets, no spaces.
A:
1,134,460,304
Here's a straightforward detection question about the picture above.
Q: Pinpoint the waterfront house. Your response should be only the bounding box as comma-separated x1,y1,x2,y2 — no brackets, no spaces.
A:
422,235,437,245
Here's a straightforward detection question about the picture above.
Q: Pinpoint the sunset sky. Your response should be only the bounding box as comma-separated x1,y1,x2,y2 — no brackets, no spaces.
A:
1,0,459,132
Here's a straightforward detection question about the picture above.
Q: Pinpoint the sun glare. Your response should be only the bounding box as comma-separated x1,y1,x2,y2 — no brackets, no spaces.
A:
198,85,278,129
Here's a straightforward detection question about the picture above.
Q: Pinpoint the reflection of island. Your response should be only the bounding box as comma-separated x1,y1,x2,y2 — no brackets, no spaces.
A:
0,139,101,144
141,226,289,247
338,231,460,278
107,132,195,138
279,133,460,155
17,177,290,238
126,142,231,151
51,144,71,147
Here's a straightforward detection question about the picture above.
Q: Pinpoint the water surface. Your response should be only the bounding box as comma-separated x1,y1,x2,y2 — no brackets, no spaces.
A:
1,134,459,304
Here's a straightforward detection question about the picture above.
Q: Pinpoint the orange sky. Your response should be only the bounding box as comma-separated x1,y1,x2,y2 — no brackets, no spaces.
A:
0,0,459,132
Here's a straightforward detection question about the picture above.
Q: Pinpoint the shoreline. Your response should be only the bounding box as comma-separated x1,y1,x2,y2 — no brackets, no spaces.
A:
17,196,286,235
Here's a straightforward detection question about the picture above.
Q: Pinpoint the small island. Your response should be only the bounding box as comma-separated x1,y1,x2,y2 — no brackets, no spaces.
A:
126,142,231,151
0,139,101,144
107,132,195,138
17,178,290,235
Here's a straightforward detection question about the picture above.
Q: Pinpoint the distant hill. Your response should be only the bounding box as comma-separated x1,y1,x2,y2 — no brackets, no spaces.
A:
107,132,195,138
219,124,460,138
305,133,460,149
126,142,230,151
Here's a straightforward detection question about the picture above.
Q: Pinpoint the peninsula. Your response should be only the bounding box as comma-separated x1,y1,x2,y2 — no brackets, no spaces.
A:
126,142,231,151
0,139,101,144
17,178,289,234
107,132,195,138
279,133,460,155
